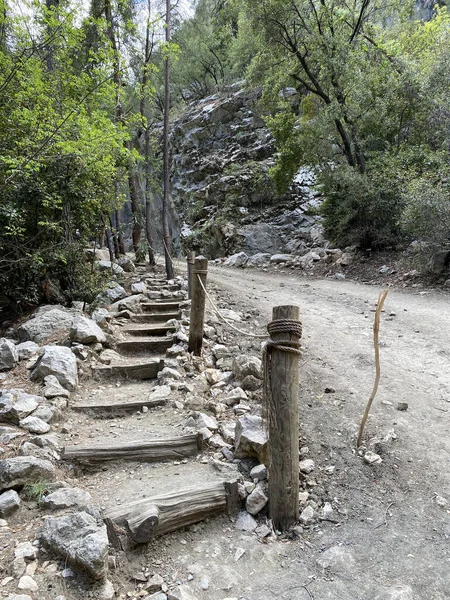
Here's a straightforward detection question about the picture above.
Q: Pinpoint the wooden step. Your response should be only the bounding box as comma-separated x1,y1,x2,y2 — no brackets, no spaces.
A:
146,284,180,292
91,358,164,380
141,301,182,313
71,396,168,414
122,325,176,337
104,481,239,543
116,337,173,354
130,312,180,324
62,433,202,464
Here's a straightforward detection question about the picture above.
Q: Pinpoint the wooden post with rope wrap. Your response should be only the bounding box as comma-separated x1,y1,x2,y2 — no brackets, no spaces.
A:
187,251,195,299
264,305,302,532
188,256,208,356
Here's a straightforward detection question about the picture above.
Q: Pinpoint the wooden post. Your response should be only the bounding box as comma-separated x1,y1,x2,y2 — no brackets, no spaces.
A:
267,305,301,532
187,251,195,299
188,256,208,356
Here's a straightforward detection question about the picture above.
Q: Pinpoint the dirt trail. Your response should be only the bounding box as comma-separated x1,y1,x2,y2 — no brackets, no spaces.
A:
200,265,450,599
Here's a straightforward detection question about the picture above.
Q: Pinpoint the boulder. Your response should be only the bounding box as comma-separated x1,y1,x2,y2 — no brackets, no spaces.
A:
431,250,450,274
16,342,40,361
31,405,60,424
270,254,292,264
0,489,21,517
246,484,268,515
96,283,127,306
0,456,55,492
41,487,92,510
224,252,249,268
109,294,144,314
234,415,268,463
0,424,26,444
39,511,109,580
247,253,271,267
0,339,19,371
70,316,106,345
43,375,70,399
30,346,78,392
0,391,42,425
117,256,135,272
235,510,257,532
232,354,262,380
17,307,77,343
19,416,51,434
91,308,111,326
96,260,124,275
131,282,146,294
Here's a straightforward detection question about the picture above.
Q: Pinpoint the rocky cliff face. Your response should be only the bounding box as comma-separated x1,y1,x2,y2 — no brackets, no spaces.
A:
170,83,324,258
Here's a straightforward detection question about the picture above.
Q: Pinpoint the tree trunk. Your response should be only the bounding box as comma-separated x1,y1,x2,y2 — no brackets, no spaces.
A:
109,215,120,259
128,167,142,254
162,0,174,279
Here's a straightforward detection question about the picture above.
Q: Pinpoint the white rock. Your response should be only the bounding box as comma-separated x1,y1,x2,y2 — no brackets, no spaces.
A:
31,346,78,391
0,456,55,492
41,487,92,510
70,316,106,345
19,416,51,434
14,542,37,560
235,511,258,532
299,505,315,525
224,252,248,268
299,459,315,474
17,306,78,343
250,464,267,481
234,415,268,463
246,484,268,515
364,451,382,465
0,490,21,517
131,282,146,294
43,375,70,399
18,575,38,592
270,254,292,264
16,342,40,361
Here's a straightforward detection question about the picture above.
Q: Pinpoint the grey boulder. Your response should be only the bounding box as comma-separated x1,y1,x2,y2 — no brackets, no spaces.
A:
19,416,51,434
234,414,268,463
43,375,70,399
96,283,127,306
0,456,55,492
17,306,76,343
16,342,40,361
0,489,21,517
0,390,42,425
232,354,262,380
224,252,249,268
41,487,92,510
40,511,109,580
0,339,19,371
70,316,106,345
30,346,78,391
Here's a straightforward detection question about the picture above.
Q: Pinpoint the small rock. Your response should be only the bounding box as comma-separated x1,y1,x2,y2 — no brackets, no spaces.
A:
364,451,383,465
235,511,257,532
97,578,115,600
379,265,391,275
225,387,247,406
435,495,447,508
299,505,315,525
145,574,164,593
322,502,334,519
16,342,40,361
324,386,336,394
234,414,268,463
30,345,78,392
316,546,355,572
298,491,309,505
255,524,272,538
241,375,261,391
299,459,315,474
250,464,267,481
70,316,106,345
234,547,246,561
397,402,408,412
43,375,70,399
0,338,19,371
0,489,21,517
334,273,345,281
18,575,38,592
246,484,268,515
41,487,92,510
19,416,51,435
14,542,37,560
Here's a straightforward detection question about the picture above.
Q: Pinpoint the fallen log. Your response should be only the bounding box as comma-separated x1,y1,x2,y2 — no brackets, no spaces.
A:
62,434,202,463
104,480,240,543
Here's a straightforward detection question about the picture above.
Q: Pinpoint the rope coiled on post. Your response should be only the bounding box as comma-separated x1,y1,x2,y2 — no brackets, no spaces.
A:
263,318,303,428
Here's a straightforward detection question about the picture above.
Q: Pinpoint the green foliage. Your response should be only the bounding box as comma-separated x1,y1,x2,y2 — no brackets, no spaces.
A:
23,481,50,503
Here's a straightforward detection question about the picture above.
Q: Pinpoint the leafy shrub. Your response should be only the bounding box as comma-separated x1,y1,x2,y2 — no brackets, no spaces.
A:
320,165,405,249
401,178,450,243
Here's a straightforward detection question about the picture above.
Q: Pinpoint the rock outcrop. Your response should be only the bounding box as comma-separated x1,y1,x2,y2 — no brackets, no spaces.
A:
171,84,323,257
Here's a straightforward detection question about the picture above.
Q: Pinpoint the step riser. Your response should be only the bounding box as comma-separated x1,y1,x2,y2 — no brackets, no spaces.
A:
123,327,175,337
92,359,164,380
116,339,173,354
131,313,181,323
141,303,181,313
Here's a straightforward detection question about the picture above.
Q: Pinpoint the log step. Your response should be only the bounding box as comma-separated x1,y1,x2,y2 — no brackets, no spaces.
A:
116,337,173,354
91,359,164,380
71,397,168,414
130,313,181,324
146,285,180,292
62,433,202,464
122,325,176,337
104,481,239,543
141,302,182,313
